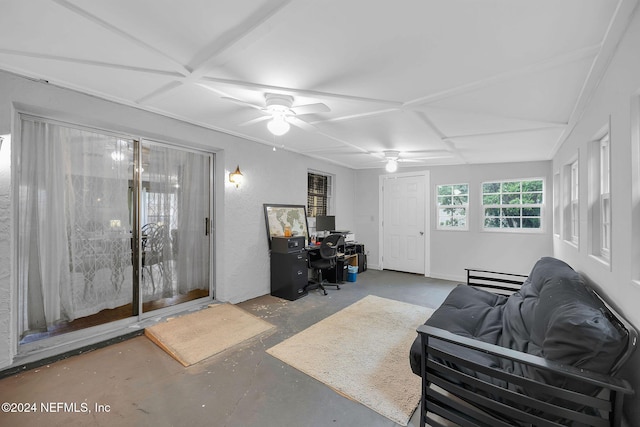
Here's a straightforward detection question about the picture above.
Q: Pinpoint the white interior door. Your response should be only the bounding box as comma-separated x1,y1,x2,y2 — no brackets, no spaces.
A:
382,174,427,274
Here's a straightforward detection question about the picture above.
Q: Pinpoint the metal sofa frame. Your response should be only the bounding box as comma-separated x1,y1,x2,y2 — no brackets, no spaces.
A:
416,269,637,427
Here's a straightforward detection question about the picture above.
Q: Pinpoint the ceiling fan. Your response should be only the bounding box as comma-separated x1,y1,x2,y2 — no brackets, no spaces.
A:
377,150,453,172
222,93,330,136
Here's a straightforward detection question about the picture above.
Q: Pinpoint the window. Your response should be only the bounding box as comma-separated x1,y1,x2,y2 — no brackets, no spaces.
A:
0,134,8,161
588,131,610,262
307,171,332,217
436,183,468,230
553,172,560,236
482,179,544,231
599,134,611,258
632,94,640,283
0,134,9,181
570,160,579,244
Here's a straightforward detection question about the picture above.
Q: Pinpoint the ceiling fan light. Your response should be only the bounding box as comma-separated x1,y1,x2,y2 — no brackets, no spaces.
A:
267,115,290,136
386,159,398,173
111,150,125,161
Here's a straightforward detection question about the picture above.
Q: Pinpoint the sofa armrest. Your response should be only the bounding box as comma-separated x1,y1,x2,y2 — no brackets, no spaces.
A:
416,324,633,427
465,268,528,295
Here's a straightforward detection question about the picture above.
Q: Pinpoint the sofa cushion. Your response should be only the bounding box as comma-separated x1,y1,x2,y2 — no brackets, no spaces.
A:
501,257,627,377
409,284,508,376
427,284,507,344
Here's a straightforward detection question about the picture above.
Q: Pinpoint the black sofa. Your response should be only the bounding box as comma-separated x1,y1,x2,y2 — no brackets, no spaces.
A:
410,257,637,427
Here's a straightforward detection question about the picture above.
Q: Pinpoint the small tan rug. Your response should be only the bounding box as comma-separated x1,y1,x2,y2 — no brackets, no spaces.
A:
266,295,433,426
145,303,275,367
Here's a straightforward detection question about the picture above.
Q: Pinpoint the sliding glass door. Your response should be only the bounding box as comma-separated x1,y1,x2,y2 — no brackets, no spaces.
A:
138,141,211,313
17,116,213,344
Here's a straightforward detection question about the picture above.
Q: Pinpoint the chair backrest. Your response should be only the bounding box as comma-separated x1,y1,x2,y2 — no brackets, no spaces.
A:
147,224,167,254
141,222,158,237
319,234,342,259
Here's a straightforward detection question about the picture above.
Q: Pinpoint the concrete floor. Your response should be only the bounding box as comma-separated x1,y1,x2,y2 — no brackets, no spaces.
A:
0,269,457,427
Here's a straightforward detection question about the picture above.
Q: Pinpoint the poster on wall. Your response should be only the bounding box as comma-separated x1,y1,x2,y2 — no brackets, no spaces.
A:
263,203,309,249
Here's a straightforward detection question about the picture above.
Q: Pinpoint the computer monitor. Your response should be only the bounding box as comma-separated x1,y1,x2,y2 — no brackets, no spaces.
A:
315,215,335,232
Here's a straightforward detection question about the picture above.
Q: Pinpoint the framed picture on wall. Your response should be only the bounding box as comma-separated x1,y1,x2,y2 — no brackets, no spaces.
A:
263,203,309,249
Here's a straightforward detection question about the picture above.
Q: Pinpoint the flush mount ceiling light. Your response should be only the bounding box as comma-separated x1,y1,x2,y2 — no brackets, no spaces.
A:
385,158,398,173
384,150,400,173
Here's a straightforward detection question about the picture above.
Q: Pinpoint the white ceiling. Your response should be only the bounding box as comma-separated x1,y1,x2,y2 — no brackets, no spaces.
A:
0,0,636,169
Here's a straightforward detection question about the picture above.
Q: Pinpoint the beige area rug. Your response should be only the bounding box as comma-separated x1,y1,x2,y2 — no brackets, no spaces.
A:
145,303,275,367
266,295,433,426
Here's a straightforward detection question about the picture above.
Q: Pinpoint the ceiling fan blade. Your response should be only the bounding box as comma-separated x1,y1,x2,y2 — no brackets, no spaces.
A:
398,155,454,162
221,96,264,110
288,116,317,132
290,102,330,116
367,152,387,160
361,159,391,165
239,115,271,127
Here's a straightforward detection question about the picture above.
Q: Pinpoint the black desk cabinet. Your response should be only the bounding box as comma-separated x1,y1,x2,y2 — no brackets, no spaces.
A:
325,257,349,283
270,251,308,300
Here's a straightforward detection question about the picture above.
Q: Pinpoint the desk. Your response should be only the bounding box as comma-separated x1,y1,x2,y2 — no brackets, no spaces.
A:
306,245,359,284
332,253,357,283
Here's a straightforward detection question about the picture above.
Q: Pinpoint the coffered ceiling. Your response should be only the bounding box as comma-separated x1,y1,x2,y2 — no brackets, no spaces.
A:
0,0,637,169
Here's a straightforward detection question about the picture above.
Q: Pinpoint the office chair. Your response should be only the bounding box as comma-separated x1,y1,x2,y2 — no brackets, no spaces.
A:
305,233,342,295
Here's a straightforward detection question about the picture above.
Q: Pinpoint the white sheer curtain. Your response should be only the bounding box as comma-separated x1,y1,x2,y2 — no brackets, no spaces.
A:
177,151,210,294
141,143,175,301
141,143,209,302
19,118,132,335
19,120,74,332
66,131,132,318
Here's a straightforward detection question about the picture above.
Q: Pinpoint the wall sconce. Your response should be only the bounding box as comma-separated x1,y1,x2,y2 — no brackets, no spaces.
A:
229,165,244,188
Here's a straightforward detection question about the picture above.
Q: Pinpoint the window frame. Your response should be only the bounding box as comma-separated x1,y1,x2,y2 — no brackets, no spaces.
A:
481,178,545,233
307,170,333,217
436,183,469,231
599,134,611,259
553,171,561,237
570,159,580,244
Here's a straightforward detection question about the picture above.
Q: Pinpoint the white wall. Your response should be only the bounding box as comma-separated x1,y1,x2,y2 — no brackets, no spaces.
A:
354,161,553,282
430,161,553,279
552,4,640,328
0,70,356,368
220,141,356,303
551,6,640,425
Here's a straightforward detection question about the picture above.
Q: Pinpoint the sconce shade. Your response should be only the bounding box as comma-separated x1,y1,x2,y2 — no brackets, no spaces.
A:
229,165,244,188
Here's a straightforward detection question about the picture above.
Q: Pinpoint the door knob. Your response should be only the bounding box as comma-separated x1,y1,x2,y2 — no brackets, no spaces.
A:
419,231,424,236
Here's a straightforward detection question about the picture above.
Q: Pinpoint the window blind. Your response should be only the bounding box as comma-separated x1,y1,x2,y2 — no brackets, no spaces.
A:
308,173,328,217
